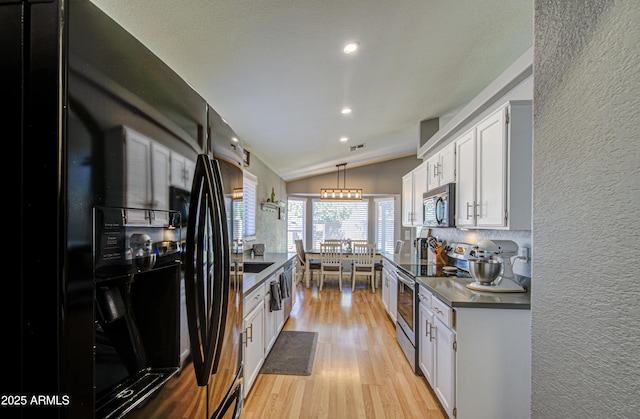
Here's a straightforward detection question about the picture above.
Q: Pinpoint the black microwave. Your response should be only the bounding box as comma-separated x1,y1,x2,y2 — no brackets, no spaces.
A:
423,183,455,227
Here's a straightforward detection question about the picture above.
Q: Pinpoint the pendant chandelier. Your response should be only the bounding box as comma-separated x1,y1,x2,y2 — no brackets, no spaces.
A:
320,163,362,201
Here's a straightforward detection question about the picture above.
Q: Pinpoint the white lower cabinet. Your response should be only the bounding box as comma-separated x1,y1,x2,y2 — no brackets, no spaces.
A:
382,259,397,323
264,268,284,353
418,284,530,419
418,290,435,386
243,263,294,399
418,285,456,418
433,315,456,417
243,282,266,398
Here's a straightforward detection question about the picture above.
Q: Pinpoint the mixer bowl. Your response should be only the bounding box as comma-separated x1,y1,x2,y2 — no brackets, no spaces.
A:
134,253,157,271
468,259,503,284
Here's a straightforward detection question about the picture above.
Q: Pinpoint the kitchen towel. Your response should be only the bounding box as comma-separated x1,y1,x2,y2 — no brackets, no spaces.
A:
270,280,282,311
279,272,290,298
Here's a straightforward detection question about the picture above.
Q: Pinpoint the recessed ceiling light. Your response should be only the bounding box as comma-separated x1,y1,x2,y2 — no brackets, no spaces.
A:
339,137,349,142
343,41,360,54
231,137,238,142
341,107,352,115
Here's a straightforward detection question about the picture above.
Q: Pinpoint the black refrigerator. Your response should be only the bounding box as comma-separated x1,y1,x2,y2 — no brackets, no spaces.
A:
6,0,243,418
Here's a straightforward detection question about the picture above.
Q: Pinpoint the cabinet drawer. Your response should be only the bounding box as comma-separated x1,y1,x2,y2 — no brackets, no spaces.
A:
431,296,453,328
244,283,266,314
418,285,432,307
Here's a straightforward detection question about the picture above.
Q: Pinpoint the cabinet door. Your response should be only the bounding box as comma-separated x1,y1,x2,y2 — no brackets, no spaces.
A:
243,302,265,398
382,268,390,313
412,162,428,226
264,293,278,353
434,317,456,418
455,129,476,227
426,153,440,191
419,300,435,386
170,152,196,190
401,173,414,226
124,130,152,224
388,274,397,323
439,142,456,185
476,108,507,227
150,142,171,224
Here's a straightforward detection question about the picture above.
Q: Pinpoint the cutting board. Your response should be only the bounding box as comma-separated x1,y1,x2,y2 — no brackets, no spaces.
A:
467,277,526,293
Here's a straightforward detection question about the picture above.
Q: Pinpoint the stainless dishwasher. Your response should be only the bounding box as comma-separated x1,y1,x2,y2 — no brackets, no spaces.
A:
282,261,293,320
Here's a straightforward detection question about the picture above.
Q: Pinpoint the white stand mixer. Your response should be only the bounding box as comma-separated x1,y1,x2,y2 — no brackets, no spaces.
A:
467,239,526,293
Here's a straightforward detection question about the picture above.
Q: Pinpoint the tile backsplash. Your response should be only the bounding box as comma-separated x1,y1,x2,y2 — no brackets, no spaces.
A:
416,227,532,278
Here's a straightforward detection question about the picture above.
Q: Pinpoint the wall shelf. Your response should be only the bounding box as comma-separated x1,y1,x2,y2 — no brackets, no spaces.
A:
261,201,278,212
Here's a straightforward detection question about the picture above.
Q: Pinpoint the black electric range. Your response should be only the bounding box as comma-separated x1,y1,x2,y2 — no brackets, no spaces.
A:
398,263,472,278
398,242,475,278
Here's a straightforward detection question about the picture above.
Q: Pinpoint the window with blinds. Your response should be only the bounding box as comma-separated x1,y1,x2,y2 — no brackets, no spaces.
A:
243,172,257,238
375,198,395,253
287,199,306,252
311,200,368,249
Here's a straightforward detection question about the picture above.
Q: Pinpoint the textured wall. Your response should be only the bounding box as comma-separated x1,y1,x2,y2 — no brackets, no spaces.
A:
533,1,640,417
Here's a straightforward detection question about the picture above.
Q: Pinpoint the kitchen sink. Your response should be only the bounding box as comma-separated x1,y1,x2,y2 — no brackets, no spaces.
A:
242,262,274,273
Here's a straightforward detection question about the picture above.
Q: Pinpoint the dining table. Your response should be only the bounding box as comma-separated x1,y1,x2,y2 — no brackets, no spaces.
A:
304,248,383,288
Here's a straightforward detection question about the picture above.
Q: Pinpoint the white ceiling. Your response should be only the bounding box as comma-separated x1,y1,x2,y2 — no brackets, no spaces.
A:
89,0,533,181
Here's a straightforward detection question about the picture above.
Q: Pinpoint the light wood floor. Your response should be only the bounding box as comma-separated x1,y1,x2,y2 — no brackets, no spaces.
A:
242,278,446,419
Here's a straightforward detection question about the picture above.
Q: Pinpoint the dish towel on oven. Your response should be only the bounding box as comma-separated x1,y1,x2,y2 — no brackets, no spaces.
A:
279,272,290,298
270,280,282,311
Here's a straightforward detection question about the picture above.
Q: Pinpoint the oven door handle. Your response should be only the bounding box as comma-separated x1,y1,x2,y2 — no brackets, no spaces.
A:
396,272,415,289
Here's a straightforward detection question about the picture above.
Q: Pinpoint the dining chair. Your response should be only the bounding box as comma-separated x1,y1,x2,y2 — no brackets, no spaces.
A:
323,239,342,244
295,239,320,285
350,239,368,248
351,243,376,292
319,243,343,291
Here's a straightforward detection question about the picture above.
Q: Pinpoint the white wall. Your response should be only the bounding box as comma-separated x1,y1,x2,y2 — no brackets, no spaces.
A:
243,152,288,253
532,1,640,417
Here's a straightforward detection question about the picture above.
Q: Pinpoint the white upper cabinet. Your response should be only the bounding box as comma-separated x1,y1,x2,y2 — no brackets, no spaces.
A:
170,151,195,190
426,142,456,191
107,126,171,225
455,101,532,230
402,161,428,227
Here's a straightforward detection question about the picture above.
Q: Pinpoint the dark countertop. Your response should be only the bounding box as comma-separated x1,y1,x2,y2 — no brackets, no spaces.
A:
241,252,296,295
380,251,530,310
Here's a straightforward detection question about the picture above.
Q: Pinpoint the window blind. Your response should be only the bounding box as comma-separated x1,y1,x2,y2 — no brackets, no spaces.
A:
311,200,368,249
375,197,395,253
243,172,257,238
287,199,306,252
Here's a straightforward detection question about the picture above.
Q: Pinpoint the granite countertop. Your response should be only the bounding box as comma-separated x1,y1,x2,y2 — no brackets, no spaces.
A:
240,252,296,295
380,252,530,310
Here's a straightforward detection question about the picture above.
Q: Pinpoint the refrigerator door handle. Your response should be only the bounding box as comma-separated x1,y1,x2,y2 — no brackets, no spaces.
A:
185,154,227,386
209,158,231,375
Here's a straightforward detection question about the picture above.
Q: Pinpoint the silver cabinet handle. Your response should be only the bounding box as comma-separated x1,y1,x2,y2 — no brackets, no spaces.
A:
246,324,253,346
429,323,435,342
425,320,430,337
466,201,479,220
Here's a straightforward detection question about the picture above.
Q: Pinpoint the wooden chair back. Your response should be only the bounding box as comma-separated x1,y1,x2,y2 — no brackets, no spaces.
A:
295,239,306,265
320,243,343,270
351,243,376,292
352,243,375,271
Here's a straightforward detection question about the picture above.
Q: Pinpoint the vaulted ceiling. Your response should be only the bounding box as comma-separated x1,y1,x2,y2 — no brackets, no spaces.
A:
90,0,533,180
